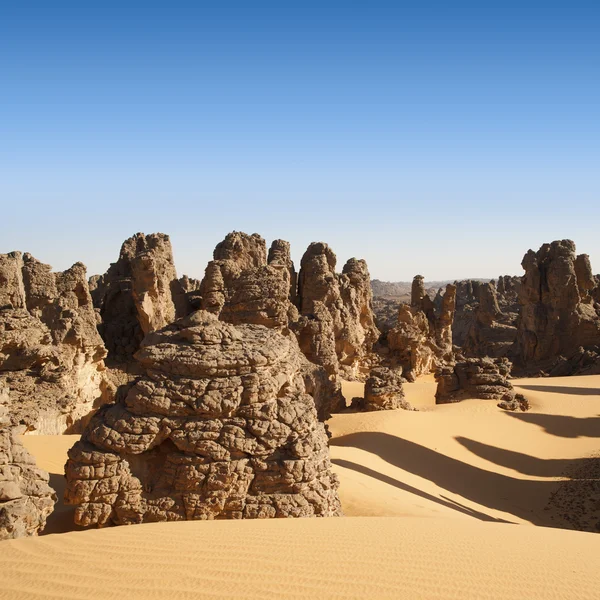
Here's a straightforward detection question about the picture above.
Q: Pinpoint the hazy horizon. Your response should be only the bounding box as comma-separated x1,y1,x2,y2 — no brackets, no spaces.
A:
1,2,598,280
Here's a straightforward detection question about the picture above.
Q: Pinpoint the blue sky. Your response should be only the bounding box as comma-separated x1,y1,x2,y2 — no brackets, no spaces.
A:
1,1,599,281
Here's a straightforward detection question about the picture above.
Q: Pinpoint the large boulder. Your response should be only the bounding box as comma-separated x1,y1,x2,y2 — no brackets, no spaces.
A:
64,311,342,526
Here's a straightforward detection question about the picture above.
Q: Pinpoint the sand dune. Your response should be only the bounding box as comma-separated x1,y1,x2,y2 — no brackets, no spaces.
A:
1,516,600,600
3,375,599,599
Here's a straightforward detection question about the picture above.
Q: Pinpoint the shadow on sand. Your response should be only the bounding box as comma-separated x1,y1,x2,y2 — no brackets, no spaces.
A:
333,458,511,523
515,384,600,397
330,431,562,525
503,412,600,438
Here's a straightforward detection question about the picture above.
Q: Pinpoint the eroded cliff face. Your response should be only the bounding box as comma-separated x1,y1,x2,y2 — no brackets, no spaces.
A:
64,310,342,526
386,279,456,381
515,240,600,374
0,252,109,434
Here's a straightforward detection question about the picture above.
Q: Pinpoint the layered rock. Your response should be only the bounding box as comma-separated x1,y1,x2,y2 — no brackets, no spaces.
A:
91,233,196,360
435,357,526,409
514,240,600,374
0,384,56,539
386,279,456,381
297,243,379,379
0,252,109,433
64,310,342,526
353,367,413,411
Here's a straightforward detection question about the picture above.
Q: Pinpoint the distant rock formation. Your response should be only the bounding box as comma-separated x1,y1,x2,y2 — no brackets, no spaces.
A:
64,311,342,526
514,240,600,375
0,384,56,539
353,367,413,411
90,233,199,361
462,281,518,358
386,278,456,381
435,357,527,410
0,251,109,433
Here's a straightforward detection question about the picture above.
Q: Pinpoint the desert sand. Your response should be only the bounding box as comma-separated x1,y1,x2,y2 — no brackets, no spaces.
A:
1,375,599,599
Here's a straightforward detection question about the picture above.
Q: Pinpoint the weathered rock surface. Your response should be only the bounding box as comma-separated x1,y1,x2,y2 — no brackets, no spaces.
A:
64,310,342,526
435,357,525,409
514,240,600,374
91,233,196,360
297,243,379,380
353,367,413,411
386,279,456,381
0,384,56,539
0,252,109,433
463,282,518,358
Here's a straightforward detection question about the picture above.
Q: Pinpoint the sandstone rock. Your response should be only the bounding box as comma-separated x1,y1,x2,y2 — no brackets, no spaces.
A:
91,233,191,360
297,243,379,380
64,311,342,526
386,280,456,381
435,357,518,405
463,282,518,358
354,367,414,411
514,240,600,373
0,252,109,433
0,384,56,539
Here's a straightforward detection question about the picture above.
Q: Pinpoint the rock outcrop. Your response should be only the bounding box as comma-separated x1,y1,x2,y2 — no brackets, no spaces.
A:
386,279,456,381
0,384,56,539
514,240,600,374
0,252,109,433
435,357,527,410
91,233,197,360
297,243,379,379
64,310,342,526
462,282,518,358
353,367,413,411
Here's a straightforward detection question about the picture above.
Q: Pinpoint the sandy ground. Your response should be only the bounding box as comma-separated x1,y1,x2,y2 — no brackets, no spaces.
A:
1,374,599,598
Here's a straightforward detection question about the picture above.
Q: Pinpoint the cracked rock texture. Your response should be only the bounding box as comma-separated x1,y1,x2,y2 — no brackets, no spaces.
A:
0,384,56,539
0,251,109,433
64,310,342,526
514,240,600,374
354,367,413,411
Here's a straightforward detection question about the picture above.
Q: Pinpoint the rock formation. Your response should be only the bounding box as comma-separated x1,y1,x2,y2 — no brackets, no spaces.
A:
90,233,198,360
353,367,413,411
0,384,56,539
0,251,109,433
514,240,600,374
64,310,342,526
462,282,518,358
297,243,379,380
435,357,527,410
386,279,456,381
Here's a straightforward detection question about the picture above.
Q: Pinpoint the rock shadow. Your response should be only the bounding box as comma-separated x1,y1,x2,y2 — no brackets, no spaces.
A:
515,384,600,397
504,412,600,438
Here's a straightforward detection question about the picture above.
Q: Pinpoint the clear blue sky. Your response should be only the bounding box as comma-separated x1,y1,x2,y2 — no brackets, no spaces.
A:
1,1,599,281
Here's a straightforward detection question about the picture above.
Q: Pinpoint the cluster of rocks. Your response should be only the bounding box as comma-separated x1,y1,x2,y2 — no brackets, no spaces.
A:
383,276,456,381
0,384,56,539
0,251,110,433
64,311,342,526
435,357,528,411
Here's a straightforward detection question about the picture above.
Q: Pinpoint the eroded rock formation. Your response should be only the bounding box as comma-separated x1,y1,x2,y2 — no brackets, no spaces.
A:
515,240,600,374
0,252,109,433
91,233,197,360
386,279,456,381
0,384,56,539
435,357,527,410
353,367,413,411
64,310,342,526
